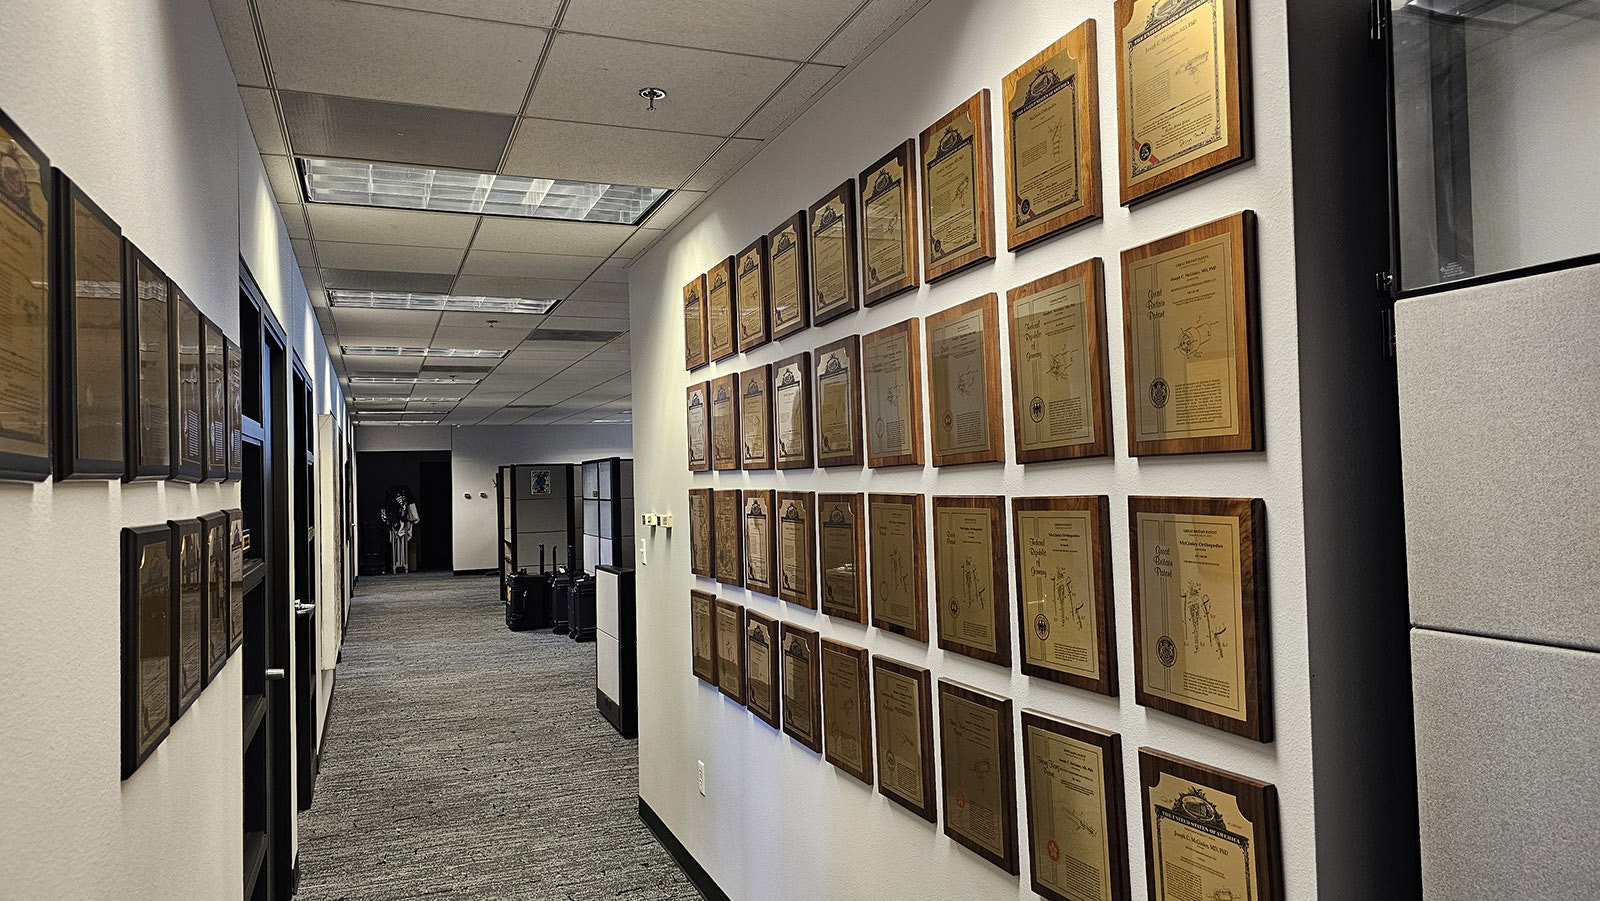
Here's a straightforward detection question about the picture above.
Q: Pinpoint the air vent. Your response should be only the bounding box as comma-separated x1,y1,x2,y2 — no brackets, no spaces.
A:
524,329,625,343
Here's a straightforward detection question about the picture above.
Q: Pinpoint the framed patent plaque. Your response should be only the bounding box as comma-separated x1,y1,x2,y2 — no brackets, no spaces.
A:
938,679,1019,874
1114,0,1252,205
1013,495,1117,696
868,493,928,643
226,508,244,650
736,236,770,352
709,373,739,471
872,656,935,821
808,181,859,326
1121,213,1260,456
920,91,996,282
861,318,924,468
168,519,204,721
123,244,171,481
1003,23,1102,250
0,112,53,482
742,489,777,597
738,364,772,470
122,524,172,778
56,178,126,480
813,335,862,468
821,639,873,786
169,286,203,482
776,490,816,610
202,319,226,481
688,487,714,578
780,622,823,753
772,352,813,470
684,273,708,370
1129,496,1269,741
926,293,1005,467
200,511,228,684
1008,259,1113,463
690,590,718,685
707,256,737,362
746,610,781,728
714,599,746,705
225,340,242,480
1139,748,1281,901
713,488,744,588
685,381,710,472
859,141,921,305
933,495,1011,667
817,493,866,623
1022,712,1130,901
767,212,810,340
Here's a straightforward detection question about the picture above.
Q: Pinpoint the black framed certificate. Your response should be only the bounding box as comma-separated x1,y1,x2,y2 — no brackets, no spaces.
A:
56,176,125,479
0,111,53,482
122,524,172,778
203,318,226,481
226,508,244,651
225,340,242,481
813,335,862,469
168,518,204,721
169,286,203,482
767,212,810,340
859,140,921,305
123,243,170,481
808,181,859,326
201,511,229,684
1138,748,1282,901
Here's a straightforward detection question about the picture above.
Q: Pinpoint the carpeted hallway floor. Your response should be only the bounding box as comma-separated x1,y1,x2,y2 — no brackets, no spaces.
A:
296,572,698,901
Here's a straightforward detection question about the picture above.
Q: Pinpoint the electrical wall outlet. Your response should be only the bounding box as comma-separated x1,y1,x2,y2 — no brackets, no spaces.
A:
697,760,706,796
639,537,646,566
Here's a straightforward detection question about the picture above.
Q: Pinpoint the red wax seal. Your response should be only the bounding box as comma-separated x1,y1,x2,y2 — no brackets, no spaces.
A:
1047,839,1060,862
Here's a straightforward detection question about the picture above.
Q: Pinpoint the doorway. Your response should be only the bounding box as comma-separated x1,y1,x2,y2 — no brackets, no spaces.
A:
355,450,454,573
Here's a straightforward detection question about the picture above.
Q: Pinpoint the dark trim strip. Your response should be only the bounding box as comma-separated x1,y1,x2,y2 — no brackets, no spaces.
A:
637,797,730,901
452,568,496,577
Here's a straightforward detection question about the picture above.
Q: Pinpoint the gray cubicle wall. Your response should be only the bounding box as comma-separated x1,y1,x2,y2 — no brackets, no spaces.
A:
511,464,575,573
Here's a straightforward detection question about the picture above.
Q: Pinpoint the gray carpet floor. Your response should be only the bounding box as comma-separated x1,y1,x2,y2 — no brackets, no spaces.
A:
296,572,699,901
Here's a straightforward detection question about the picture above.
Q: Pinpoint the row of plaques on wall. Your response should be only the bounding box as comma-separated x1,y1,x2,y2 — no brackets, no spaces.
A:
0,109,243,484
691,594,1282,900
686,212,1262,472
689,488,1269,743
120,511,245,779
683,1,1252,371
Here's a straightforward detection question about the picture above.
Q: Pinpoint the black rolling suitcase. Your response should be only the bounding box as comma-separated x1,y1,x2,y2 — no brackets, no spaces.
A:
548,572,574,635
567,575,596,642
505,571,551,631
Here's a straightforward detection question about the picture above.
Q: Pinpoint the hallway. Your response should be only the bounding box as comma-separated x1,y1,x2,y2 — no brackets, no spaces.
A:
297,574,697,901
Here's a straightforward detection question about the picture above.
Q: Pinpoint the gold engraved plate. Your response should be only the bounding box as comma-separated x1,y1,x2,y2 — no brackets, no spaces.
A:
1018,509,1100,682
943,693,1006,855
1135,509,1246,720
925,109,980,265
1010,45,1083,230
936,505,998,653
0,120,49,466
1148,772,1255,898
1026,726,1115,901
1128,231,1239,442
870,500,919,632
863,158,907,290
1123,0,1230,189
931,307,993,457
822,645,865,770
782,634,816,742
875,666,925,808
1015,278,1093,451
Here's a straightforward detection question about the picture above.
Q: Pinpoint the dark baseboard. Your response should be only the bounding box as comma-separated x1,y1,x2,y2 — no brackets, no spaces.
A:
638,797,729,901
452,568,496,576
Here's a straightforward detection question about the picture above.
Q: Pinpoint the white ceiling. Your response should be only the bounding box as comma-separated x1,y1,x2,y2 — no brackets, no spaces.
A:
209,0,928,425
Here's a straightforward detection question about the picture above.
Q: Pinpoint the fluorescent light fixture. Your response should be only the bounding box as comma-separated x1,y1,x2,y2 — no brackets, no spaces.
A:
350,376,481,385
590,418,632,423
356,419,441,426
328,289,559,316
347,396,460,403
341,345,509,359
300,157,669,225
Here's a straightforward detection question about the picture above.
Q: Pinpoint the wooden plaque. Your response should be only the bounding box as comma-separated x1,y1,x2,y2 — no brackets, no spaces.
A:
738,364,773,471
938,679,1019,874
1021,712,1131,901
859,140,921,305
808,180,859,326
707,255,737,362
745,610,782,728
200,511,229,684
926,293,1005,467
742,489,778,597
861,318,925,468
1013,495,1117,696
1138,748,1282,901
712,488,744,588
736,236,771,352
767,212,810,340
226,508,244,651
690,590,718,685
1114,0,1252,205
821,638,874,786
123,243,171,481
202,318,227,481
169,286,203,482
817,493,867,623
168,519,204,721
0,112,53,483
709,373,739,471
1121,212,1260,456
685,381,710,472
772,352,813,470
714,598,747,704
920,90,996,282
1129,496,1270,741
776,490,816,610
687,487,714,578
1007,259,1113,463
872,656,936,821
122,524,172,778
684,273,708,370
1002,22,1103,250
226,340,242,480
813,335,863,468
932,495,1011,667
780,622,823,753
56,177,125,480
868,493,928,643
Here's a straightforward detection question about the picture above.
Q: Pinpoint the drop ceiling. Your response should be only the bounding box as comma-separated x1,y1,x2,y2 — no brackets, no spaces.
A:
210,0,928,426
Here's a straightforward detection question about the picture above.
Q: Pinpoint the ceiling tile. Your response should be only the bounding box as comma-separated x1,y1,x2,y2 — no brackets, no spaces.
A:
815,0,929,67
585,263,629,284
239,87,288,156
306,205,480,249
279,91,516,170
300,265,325,297
560,0,863,61
459,250,605,280
637,190,705,230
261,154,303,204
320,269,458,293
565,281,628,303
524,33,796,135
280,204,310,240
429,326,529,348
735,64,842,140
258,0,546,114
314,241,466,273
209,0,268,87
684,138,763,191
451,275,581,299
354,0,563,26
332,307,441,335
614,227,664,260
469,218,632,256
291,238,316,265
502,119,723,187
438,311,545,330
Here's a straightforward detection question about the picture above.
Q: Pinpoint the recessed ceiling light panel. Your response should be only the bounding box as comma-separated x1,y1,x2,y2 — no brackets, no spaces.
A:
342,345,510,359
328,289,559,315
349,376,481,385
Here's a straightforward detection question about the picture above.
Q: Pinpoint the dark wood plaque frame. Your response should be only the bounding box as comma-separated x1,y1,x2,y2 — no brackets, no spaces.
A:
776,490,816,610
772,352,814,470
1128,495,1270,741
932,495,1012,667
200,511,228,684
859,140,922,305
813,334,863,468
167,518,204,721
122,241,171,481
1002,22,1103,250
713,488,744,589
0,111,54,483
168,285,203,483
821,638,874,786
767,211,810,341
871,655,936,821
925,293,1006,467
226,508,244,651
686,381,711,473
1137,748,1282,901
709,372,740,472
707,255,738,363
735,236,770,352
688,487,714,579
868,492,928,643
861,317,925,469
807,180,860,327
780,622,823,753
742,488,777,597
714,598,747,705
684,273,708,371
121,524,172,779
919,90,997,282
690,589,719,685
225,340,242,481
54,176,125,480
202,317,227,482
817,492,867,623
1012,495,1117,696
937,678,1019,874
745,609,781,728
738,364,772,471
1020,711,1131,901
1007,258,1113,463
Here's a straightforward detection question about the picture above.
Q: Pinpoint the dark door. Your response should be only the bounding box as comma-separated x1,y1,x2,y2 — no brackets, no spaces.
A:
291,367,317,811
416,459,453,572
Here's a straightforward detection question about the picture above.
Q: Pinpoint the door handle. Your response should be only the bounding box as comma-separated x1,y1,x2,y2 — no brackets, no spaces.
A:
295,602,315,614
266,668,286,681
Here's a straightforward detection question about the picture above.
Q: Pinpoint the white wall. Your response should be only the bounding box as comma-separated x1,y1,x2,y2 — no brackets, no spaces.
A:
629,1,1320,899
0,1,344,897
